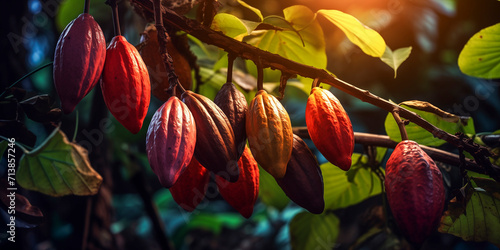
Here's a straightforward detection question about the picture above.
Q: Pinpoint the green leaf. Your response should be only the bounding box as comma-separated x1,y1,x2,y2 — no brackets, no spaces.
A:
245,5,326,83
385,100,476,146
211,13,260,41
290,212,339,250
317,9,386,57
458,23,500,79
322,154,383,210
439,178,500,247
380,46,412,78
17,128,103,196
258,166,290,211
236,0,263,22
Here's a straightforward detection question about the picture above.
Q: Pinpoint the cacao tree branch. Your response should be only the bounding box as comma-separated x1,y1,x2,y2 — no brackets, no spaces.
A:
293,127,500,178
129,0,496,176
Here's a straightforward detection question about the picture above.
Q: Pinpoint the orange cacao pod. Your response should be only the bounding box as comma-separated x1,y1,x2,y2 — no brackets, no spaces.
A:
216,146,259,218
181,90,239,182
214,82,248,158
276,134,324,214
139,24,192,101
146,96,196,188
246,90,293,178
385,140,445,243
170,158,210,212
53,13,106,114
306,87,354,171
101,35,151,134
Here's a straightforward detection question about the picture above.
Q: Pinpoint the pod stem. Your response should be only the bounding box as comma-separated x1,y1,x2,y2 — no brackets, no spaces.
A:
226,53,236,84
256,57,263,91
84,0,90,14
278,72,293,100
106,0,121,36
311,77,320,89
391,107,408,141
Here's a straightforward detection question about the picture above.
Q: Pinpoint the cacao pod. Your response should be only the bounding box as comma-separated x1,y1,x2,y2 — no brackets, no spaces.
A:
139,24,192,101
216,146,259,218
181,90,239,182
306,87,354,171
53,13,106,114
276,134,324,214
214,82,248,158
246,90,293,178
101,35,151,134
170,157,210,212
385,140,445,243
146,96,196,188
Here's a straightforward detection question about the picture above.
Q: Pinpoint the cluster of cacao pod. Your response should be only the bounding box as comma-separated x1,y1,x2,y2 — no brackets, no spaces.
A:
384,140,445,243
53,8,150,134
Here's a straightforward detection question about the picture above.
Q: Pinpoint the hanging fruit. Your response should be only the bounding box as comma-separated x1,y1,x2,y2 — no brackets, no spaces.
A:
385,140,445,243
276,134,324,214
214,82,248,158
306,87,354,171
169,158,210,212
139,24,192,101
53,12,106,114
181,90,240,182
246,90,293,178
146,96,196,188
216,146,259,218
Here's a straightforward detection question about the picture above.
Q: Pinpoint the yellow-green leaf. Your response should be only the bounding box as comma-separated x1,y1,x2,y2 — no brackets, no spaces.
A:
290,212,339,250
17,128,102,196
439,178,500,247
380,46,412,78
458,23,500,79
245,5,326,83
211,13,260,41
317,9,386,57
236,0,263,22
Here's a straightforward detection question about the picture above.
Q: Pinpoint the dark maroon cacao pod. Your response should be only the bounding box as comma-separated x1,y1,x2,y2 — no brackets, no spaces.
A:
214,82,248,158
385,140,445,243
276,134,324,214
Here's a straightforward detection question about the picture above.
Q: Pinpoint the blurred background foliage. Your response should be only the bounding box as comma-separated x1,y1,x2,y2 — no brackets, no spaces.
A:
1,0,500,249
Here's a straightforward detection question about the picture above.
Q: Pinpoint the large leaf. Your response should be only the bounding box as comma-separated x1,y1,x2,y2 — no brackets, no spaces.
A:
322,154,383,210
258,166,290,211
245,5,326,82
380,46,412,78
439,178,500,247
458,23,500,79
317,9,386,57
17,128,102,196
385,100,476,146
290,212,340,250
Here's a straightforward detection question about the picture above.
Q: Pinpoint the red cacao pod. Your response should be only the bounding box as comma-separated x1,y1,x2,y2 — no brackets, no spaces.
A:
246,90,293,178
170,157,210,212
276,134,324,214
214,82,248,158
53,13,106,114
101,35,151,134
306,87,354,171
139,24,192,101
146,96,196,188
216,146,259,218
385,140,445,243
181,90,239,182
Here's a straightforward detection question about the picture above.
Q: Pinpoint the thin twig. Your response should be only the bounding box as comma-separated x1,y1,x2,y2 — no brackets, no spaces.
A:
390,107,408,141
